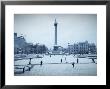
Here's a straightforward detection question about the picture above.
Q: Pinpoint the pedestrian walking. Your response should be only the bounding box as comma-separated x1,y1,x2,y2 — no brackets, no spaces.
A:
92,58,95,63
72,62,75,68
61,59,62,63
29,58,32,65
77,58,79,63
40,61,43,66
23,67,25,73
28,66,31,71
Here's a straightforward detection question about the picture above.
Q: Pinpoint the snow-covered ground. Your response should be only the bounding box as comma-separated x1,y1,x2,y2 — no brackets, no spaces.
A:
14,54,97,76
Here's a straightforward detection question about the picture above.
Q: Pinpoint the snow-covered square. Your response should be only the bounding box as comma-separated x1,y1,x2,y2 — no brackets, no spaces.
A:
14,54,97,76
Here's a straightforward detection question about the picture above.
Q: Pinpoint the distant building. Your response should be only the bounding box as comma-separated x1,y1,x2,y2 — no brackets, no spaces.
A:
68,41,96,54
14,33,27,54
89,43,97,54
78,41,89,54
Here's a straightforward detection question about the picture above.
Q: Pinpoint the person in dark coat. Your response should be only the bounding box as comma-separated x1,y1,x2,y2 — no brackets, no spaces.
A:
28,66,31,71
23,67,25,73
72,62,75,68
29,58,32,65
77,58,79,63
40,61,43,66
61,59,62,63
92,58,95,63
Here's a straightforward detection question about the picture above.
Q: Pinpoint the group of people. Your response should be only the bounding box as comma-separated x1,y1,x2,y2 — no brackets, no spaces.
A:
60,57,76,68
40,57,75,68
28,56,77,68
28,58,43,66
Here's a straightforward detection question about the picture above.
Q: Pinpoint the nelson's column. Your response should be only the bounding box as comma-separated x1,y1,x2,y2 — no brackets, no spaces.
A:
53,19,59,54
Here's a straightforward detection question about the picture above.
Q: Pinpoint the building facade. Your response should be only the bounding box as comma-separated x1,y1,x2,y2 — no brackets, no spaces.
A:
89,43,97,54
14,33,27,54
68,41,96,54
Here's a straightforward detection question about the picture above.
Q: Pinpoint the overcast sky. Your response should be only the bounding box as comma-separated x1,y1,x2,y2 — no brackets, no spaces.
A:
14,14,97,49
